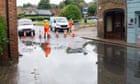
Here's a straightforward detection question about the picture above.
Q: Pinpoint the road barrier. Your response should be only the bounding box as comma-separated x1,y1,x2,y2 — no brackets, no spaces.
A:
37,30,77,40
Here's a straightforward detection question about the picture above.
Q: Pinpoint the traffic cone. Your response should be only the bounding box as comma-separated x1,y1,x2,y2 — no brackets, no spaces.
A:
23,32,26,44
31,31,34,39
64,30,67,38
23,32,26,39
55,30,59,38
39,32,42,45
39,30,42,40
31,31,34,46
47,32,51,39
71,31,75,37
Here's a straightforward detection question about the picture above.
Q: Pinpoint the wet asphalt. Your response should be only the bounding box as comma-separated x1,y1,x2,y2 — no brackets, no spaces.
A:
17,26,97,84
0,26,140,84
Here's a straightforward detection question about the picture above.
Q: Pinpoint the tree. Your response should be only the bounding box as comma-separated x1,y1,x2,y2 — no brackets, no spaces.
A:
23,3,32,8
38,0,51,9
50,4,58,9
63,0,85,5
77,2,87,11
59,4,82,20
74,0,85,3
64,0,74,5
0,16,8,55
88,2,97,15
59,2,65,8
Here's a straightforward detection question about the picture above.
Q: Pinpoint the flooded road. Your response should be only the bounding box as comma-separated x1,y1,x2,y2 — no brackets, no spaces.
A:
0,26,140,84
18,30,96,84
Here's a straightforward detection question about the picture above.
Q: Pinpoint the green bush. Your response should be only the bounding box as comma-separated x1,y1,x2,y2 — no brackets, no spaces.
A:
19,15,50,21
18,13,25,19
0,16,8,55
88,2,97,15
59,4,82,20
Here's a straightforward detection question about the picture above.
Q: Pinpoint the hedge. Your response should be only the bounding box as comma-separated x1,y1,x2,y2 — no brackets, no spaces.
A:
0,16,8,55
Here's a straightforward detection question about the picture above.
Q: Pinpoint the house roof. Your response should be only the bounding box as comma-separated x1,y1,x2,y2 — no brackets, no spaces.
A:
36,9,52,16
25,9,52,16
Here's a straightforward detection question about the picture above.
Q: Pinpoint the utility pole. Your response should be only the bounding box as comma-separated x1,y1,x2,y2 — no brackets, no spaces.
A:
82,7,88,23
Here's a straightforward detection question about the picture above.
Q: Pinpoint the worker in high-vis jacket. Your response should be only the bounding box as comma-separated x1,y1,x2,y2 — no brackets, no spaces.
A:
69,18,73,32
44,20,50,39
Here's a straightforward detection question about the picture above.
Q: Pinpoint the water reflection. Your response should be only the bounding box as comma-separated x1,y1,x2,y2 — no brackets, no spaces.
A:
45,40,51,57
127,47,140,84
43,40,51,57
2,38,140,84
66,38,89,55
39,39,140,84
96,42,126,84
87,41,140,84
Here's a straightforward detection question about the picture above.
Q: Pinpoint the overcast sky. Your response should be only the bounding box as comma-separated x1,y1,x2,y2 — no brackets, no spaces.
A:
16,0,93,6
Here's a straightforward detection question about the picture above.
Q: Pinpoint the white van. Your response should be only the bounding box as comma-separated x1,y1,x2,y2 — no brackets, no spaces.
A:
50,17,69,32
18,18,35,37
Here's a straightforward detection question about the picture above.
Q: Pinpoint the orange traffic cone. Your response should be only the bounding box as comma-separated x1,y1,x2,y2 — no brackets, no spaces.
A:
55,30,59,38
38,30,42,45
71,31,75,37
47,32,51,39
31,31,34,46
23,32,26,40
23,32,26,44
64,30,67,38
31,31,34,39
24,32,26,38
39,30,42,40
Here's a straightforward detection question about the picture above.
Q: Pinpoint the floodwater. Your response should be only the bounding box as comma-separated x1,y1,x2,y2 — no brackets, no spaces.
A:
17,34,97,84
0,26,140,84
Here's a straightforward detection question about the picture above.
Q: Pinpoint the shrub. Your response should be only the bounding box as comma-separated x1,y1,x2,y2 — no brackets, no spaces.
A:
0,16,8,55
88,2,97,15
59,4,82,20
19,15,50,21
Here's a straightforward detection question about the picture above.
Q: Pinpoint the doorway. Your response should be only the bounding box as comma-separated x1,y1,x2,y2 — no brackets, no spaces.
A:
104,9,125,40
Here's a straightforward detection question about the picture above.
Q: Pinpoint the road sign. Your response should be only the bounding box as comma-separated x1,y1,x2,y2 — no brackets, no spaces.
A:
82,8,88,14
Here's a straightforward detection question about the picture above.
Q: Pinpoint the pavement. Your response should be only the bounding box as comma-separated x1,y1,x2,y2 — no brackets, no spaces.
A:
74,26,140,48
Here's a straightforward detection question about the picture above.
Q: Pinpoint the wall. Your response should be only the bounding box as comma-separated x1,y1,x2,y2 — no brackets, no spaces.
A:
97,0,126,38
0,0,18,63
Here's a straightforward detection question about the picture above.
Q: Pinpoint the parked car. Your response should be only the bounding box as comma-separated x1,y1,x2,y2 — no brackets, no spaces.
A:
50,17,69,32
18,19,35,37
87,16,97,20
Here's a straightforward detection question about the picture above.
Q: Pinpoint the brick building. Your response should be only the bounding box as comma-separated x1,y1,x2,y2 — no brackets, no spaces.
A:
0,0,18,63
97,0,126,41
